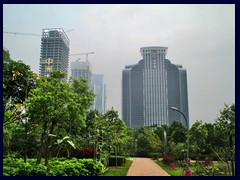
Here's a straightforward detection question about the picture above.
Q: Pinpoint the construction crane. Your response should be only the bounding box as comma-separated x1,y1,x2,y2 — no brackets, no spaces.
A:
70,52,95,61
3,29,74,36
3,31,41,36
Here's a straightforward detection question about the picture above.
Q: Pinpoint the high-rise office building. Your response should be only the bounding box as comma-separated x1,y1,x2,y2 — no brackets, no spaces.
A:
70,59,107,113
91,74,107,113
71,59,92,85
122,46,189,128
39,28,69,78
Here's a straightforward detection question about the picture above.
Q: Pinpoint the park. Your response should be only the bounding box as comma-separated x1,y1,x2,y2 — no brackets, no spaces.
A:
3,49,235,176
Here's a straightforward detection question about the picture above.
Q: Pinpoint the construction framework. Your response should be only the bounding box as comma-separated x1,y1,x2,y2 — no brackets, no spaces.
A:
39,28,70,78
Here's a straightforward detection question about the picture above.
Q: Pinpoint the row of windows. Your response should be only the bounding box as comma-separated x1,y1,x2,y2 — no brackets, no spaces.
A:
142,49,166,53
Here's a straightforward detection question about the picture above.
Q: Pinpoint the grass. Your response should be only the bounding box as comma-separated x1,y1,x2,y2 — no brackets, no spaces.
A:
155,160,186,176
155,160,232,176
101,159,133,176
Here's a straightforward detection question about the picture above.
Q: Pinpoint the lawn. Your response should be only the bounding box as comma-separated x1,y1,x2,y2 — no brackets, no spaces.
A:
155,160,187,176
101,159,133,176
155,160,232,176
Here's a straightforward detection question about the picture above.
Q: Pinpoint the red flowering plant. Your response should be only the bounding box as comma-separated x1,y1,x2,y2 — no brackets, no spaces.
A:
184,169,192,176
161,152,175,165
71,147,95,158
82,147,95,158
167,163,178,169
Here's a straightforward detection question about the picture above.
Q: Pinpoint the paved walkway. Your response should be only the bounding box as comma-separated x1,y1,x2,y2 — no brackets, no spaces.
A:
127,158,170,176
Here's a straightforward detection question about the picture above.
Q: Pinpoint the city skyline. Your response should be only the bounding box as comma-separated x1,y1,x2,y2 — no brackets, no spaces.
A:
3,4,235,126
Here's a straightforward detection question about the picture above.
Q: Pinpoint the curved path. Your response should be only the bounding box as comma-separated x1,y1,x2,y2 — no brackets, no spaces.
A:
127,158,170,176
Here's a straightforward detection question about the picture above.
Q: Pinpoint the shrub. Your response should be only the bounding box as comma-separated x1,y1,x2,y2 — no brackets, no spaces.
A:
136,150,150,157
149,152,162,159
196,165,224,176
71,147,95,158
3,158,47,176
3,157,104,176
204,156,214,166
167,163,178,169
184,169,192,176
108,156,126,166
161,153,175,165
49,158,104,176
99,151,110,167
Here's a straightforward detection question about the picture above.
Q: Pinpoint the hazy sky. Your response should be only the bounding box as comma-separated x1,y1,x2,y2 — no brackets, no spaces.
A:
3,4,235,126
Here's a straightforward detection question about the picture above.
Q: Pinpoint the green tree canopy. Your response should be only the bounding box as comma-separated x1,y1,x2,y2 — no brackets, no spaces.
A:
3,49,37,125
24,71,94,165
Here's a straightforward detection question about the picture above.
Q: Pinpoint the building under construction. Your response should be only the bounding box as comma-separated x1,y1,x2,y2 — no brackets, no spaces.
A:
39,28,69,78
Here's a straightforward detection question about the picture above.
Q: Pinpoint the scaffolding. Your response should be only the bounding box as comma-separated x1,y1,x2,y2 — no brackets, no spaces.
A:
39,28,70,78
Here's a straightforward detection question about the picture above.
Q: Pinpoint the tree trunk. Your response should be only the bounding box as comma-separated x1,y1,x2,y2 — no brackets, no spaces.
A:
36,124,47,165
115,146,117,167
44,122,55,166
229,134,235,176
23,80,29,163
23,122,28,163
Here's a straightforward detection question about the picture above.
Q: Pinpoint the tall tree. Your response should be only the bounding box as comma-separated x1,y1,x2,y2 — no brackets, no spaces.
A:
3,49,38,160
214,104,235,176
104,109,129,154
169,121,187,144
3,49,37,125
24,71,94,166
189,120,208,163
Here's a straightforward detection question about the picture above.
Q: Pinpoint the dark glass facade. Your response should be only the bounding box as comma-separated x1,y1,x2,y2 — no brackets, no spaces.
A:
122,46,189,128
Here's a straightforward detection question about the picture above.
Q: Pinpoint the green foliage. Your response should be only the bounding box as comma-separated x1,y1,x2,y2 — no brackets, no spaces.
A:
3,49,39,159
213,104,235,176
169,121,187,143
3,50,37,104
3,158,47,176
108,156,126,166
161,152,175,165
134,127,160,157
101,159,132,176
196,164,224,176
100,151,110,167
23,71,95,165
170,143,185,162
3,49,37,123
82,108,129,164
3,158,105,176
189,120,208,162
156,160,184,176
53,135,76,158
149,152,162,159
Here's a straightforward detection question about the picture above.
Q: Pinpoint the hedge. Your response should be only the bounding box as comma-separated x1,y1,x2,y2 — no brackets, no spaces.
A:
3,157,105,176
108,156,126,166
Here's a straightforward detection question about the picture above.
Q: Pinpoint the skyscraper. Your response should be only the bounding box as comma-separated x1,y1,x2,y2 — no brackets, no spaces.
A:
70,59,107,113
71,59,92,85
39,28,69,78
122,46,189,128
91,74,107,113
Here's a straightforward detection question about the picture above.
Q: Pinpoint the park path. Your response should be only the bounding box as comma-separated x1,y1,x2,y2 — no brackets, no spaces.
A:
127,158,170,176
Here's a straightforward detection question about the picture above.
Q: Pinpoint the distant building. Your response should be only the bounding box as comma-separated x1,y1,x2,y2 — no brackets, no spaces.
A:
71,59,92,85
122,46,189,128
39,28,69,79
91,74,107,113
70,59,106,113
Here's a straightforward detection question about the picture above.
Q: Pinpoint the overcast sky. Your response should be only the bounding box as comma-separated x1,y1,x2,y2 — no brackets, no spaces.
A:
3,4,235,126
